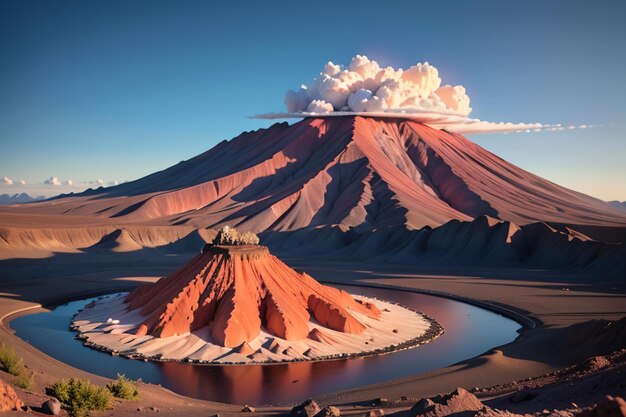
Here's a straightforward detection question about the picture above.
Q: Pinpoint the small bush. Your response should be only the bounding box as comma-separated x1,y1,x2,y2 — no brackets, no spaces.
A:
106,373,139,400
212,226,260,246
49,378,112,417
0,343,24,376
0,343,33,390
14,371,34,390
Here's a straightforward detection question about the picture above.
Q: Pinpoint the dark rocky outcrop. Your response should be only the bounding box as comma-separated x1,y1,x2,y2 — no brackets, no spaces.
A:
291,399,321,417
407,388,484,417
577,396,626,417
42,397,61,415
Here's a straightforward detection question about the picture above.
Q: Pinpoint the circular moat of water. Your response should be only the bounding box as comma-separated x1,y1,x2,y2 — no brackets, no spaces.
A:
11,284,522,405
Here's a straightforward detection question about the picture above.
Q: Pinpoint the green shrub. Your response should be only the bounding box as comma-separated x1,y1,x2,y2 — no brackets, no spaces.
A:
0,343,33,390
106,373,139,400
0,343,24,376
14,371,34,390
49,378,112,417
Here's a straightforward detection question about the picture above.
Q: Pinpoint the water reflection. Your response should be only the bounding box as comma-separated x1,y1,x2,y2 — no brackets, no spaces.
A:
160,358,340,405
12,285,520,405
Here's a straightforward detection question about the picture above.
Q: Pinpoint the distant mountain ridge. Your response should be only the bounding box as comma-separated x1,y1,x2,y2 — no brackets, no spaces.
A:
0,193,45,206
608,201,626,213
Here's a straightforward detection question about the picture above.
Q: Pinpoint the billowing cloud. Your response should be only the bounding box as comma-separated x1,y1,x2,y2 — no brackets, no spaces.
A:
435,85,471,115
65,179,73,186
306,99,334,113
281,55,472,117
285,86,309,113
2,177,13,185
19,180,26,185
255,55,588,135
44,176,62,186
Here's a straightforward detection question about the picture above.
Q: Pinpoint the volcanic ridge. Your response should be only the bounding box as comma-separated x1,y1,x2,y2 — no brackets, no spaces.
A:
1,116,624,275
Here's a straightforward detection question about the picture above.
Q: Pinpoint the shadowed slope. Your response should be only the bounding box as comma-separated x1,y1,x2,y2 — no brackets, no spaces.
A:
399,121,622,226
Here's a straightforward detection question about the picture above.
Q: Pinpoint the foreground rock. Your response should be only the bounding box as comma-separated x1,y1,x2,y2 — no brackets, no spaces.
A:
481,346,626,413
403,388,626,417
291,399,321,417
407,388,484,417
0,379,26,412
577,396,626,417
315,406,341,417
42,397,61,415
510,388,538,404
572,356,611,374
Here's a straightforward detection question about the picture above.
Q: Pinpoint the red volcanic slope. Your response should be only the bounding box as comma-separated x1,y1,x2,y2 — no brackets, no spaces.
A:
6,116,625,230
125,244,380,347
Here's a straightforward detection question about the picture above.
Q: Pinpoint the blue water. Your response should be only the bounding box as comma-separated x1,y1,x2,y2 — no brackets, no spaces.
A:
11,285,521,405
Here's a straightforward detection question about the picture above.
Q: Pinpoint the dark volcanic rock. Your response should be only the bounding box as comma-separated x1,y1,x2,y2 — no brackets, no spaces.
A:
314,406,341,417
291,399,321,417
510,388,539,404
577,396,626,417
42,397,61,415
574,356,611,374
407,388,484,417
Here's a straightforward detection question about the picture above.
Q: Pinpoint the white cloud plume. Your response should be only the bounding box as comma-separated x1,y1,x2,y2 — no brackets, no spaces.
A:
19,180,26,185
256,110,590,135
255,55,589,135
282,55,472,117
2,177,13,185
44,176,62,186
435,85,472,115
306,99,334,114
285,86,309,112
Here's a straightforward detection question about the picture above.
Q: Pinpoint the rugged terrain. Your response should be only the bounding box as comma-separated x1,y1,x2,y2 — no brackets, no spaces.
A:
1,117,625,276
0,116,624,415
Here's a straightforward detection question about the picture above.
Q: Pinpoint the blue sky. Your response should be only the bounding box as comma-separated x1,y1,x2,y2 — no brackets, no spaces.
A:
2,0,625,200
